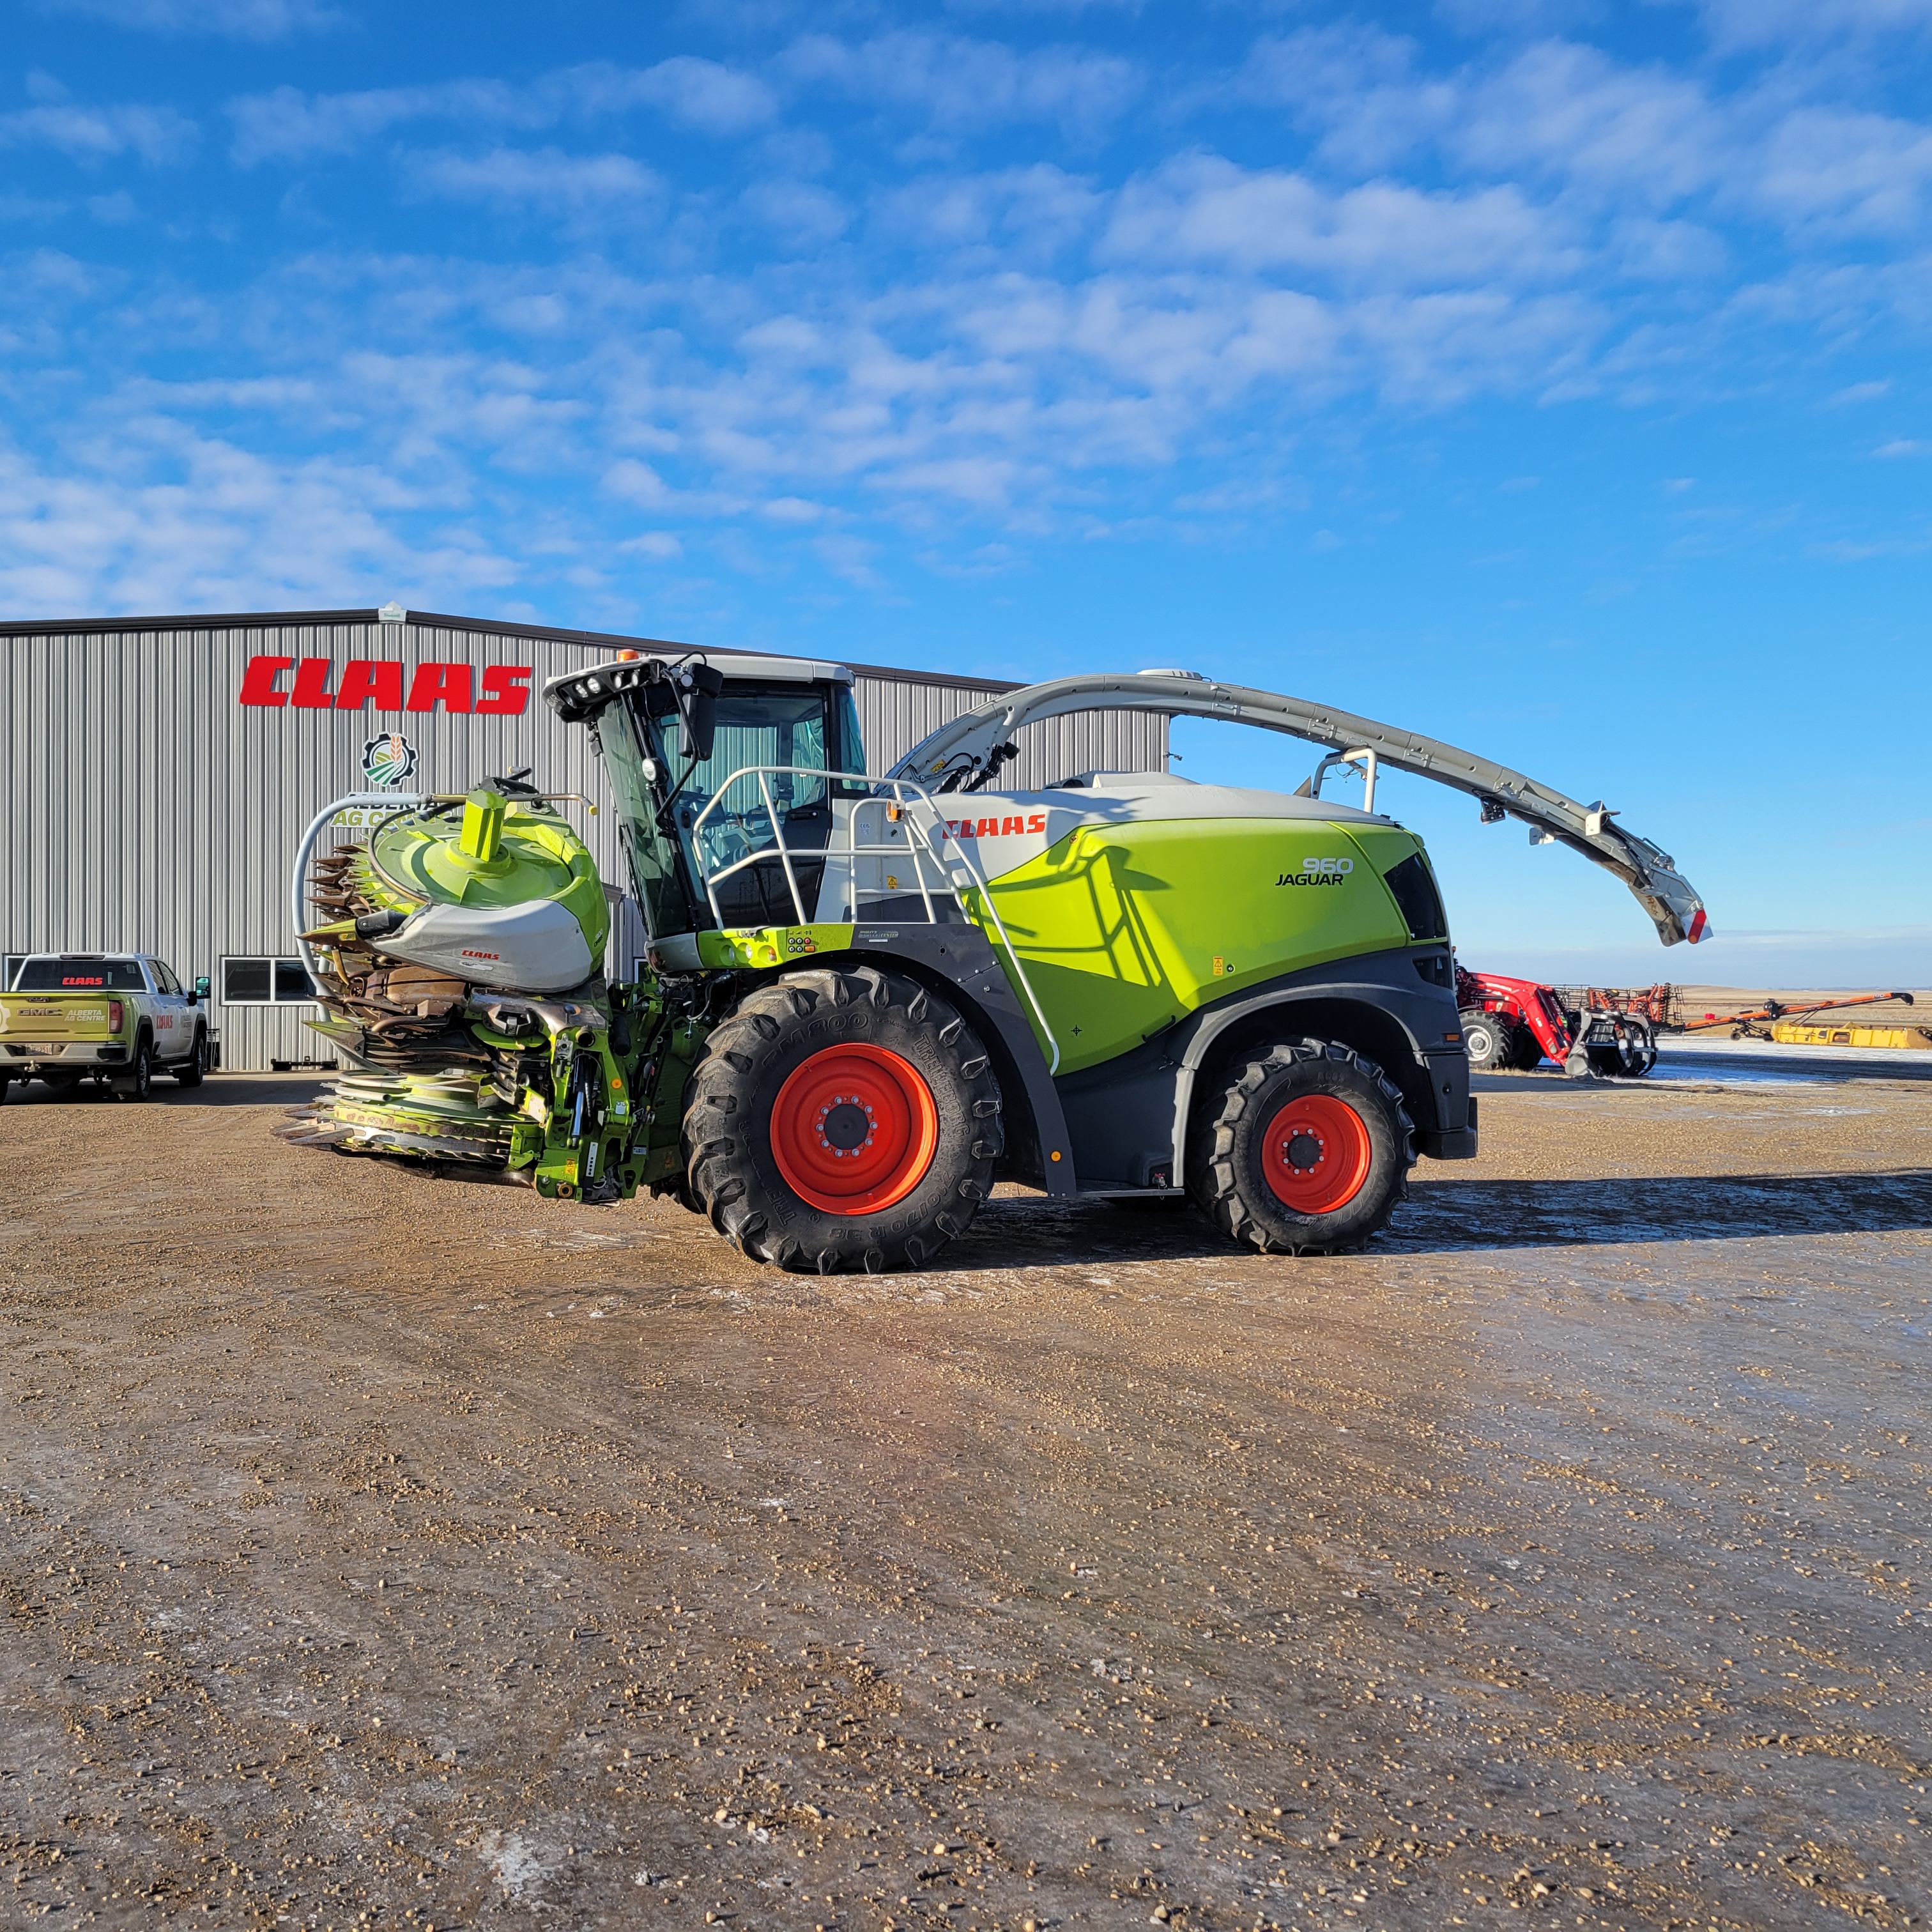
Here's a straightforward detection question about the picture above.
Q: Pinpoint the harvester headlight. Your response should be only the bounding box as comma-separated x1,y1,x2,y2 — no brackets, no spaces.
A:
586,677,604,694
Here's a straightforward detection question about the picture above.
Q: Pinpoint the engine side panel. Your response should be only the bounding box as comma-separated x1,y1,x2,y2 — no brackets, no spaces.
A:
970,814,1425,1075
1052,946,1473,1188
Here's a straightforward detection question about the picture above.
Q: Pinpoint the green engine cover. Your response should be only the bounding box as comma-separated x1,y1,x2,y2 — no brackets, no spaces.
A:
973,818,1432,1074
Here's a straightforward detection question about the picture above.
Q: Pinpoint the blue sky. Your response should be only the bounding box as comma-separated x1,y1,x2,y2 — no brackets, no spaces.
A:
3,0,1930,985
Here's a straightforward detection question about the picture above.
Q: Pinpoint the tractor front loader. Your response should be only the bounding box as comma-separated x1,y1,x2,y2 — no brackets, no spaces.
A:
279,656,1706,1269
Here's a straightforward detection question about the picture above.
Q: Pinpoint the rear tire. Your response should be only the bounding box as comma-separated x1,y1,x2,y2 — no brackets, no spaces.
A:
681,967,1003,1273
172,1028,208,1087
0,1073,10,1104
1459,1009,1517,1072
1189,1039,1414,1255
111,1038,154,1102
1508,1027,1545,1070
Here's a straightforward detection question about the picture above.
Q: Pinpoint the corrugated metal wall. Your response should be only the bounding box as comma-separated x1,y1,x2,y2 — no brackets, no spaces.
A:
1,614,1167,1070
852,678,1167,790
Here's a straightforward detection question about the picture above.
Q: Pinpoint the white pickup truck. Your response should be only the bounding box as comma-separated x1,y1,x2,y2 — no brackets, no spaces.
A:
0,953,212,1102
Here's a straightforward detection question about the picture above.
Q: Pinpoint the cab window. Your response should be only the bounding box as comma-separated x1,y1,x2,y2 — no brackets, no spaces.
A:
657,681,866,923
15,957,146,991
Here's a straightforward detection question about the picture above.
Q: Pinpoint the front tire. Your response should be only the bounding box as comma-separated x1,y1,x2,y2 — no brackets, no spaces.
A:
111,1038,154,1102
682,967,1003,1273
1189,1039,1414,1254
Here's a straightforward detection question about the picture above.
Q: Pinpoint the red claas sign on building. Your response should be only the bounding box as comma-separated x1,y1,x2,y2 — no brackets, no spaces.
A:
238,656,532,715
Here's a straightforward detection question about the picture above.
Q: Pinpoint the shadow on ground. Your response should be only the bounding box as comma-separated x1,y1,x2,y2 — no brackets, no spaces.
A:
940,1169,1932,1269
0,1074,328,1110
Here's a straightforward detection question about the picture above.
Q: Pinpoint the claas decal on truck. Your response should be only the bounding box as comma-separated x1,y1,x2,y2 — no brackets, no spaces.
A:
238,657,532,715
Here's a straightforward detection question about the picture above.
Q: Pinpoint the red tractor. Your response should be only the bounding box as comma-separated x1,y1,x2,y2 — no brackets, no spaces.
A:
1455,972,1914,1078
1455,967,1659,1078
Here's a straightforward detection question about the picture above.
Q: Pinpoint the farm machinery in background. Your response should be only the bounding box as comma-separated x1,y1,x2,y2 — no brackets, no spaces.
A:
277,653,1706,1269
1456,972,1917,1077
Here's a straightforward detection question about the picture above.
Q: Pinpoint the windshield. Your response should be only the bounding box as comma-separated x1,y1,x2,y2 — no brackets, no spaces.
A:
595,703,695,940
15,957,147,990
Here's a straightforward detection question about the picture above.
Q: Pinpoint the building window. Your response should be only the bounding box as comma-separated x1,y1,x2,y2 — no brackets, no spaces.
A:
221,956,315,1005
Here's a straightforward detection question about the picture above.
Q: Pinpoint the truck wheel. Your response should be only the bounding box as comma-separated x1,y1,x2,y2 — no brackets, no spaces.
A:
111,1038,155,1102
1459,1009,1517,1071
40,1068,82,1092
1508,1027,1545,1070
1189,1039,1413,1255
681,967,1003,1273
173,1028,208,1087
0,1073,10,1104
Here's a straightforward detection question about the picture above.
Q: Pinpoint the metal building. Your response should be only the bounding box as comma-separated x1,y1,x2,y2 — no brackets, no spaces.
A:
1,606,1165,1070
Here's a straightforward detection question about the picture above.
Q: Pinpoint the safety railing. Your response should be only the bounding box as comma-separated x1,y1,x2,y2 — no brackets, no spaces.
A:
1308,746,1379,814
686,767,1061,1073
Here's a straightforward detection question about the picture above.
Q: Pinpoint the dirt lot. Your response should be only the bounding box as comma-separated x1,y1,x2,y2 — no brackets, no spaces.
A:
1,1066,1928,1932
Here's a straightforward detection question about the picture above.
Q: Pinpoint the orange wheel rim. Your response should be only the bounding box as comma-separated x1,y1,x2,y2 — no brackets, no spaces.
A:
1261,1092,1373,1214
770,1043,940,1216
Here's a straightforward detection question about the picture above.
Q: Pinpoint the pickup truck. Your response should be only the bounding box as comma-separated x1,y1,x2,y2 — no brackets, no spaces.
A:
0,953,211,1102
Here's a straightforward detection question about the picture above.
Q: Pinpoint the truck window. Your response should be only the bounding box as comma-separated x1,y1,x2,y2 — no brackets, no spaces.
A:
14,957,147,991
153,962,181,994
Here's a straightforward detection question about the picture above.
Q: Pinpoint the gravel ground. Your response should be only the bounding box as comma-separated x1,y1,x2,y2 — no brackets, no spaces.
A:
1,1066,1928,1932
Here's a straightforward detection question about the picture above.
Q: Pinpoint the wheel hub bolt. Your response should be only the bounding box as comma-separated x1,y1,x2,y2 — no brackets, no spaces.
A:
818,1098,876,1156
1284,1131,1324,1170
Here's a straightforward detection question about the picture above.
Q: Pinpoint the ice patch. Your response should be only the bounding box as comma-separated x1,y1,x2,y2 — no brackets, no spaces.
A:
477,1829,554,1896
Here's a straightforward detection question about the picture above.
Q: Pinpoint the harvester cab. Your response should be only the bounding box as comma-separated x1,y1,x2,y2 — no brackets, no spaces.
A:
281,654,1707,1271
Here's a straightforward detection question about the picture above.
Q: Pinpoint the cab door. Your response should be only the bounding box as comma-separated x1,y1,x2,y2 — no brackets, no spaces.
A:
148,958,190,1061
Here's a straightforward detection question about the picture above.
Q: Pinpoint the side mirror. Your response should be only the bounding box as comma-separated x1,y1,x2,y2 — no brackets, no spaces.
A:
682,664,724,763
194,974,211,1004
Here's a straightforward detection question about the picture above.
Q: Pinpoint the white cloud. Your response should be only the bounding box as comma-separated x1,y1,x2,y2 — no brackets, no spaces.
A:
875,164,1101,259
740,179,849,248
1754,107,1932,235
1692,0,1932,45
1438,0,1604,25
0,424,512,618
229,80,534,166
0,101,197,165
1104,155,1577,289
228,58,773,167
1451,42,1722,208
42,0,342,36
407,148,663,218
781,30,1142,134
0,193,68,222
569,56,778,136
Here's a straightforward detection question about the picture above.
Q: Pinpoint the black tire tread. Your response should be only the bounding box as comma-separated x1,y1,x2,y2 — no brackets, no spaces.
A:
1458,1007,1518,1073
172,1028,208,1087
1188,1037,1414,1255
680,967,1002,1274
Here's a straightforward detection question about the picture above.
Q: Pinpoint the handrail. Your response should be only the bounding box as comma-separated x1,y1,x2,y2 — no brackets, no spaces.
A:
290,790,425,979
1310,747,1377,814
684,763,1062,1073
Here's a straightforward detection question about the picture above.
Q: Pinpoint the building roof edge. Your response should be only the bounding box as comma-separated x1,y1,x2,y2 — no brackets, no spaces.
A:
0,605,1025,694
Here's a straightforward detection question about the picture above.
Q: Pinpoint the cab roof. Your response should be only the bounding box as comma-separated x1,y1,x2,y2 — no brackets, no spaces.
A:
543,648,852,724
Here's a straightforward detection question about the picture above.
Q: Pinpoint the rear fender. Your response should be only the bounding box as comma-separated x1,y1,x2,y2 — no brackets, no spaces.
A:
1172,975,1469,1181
